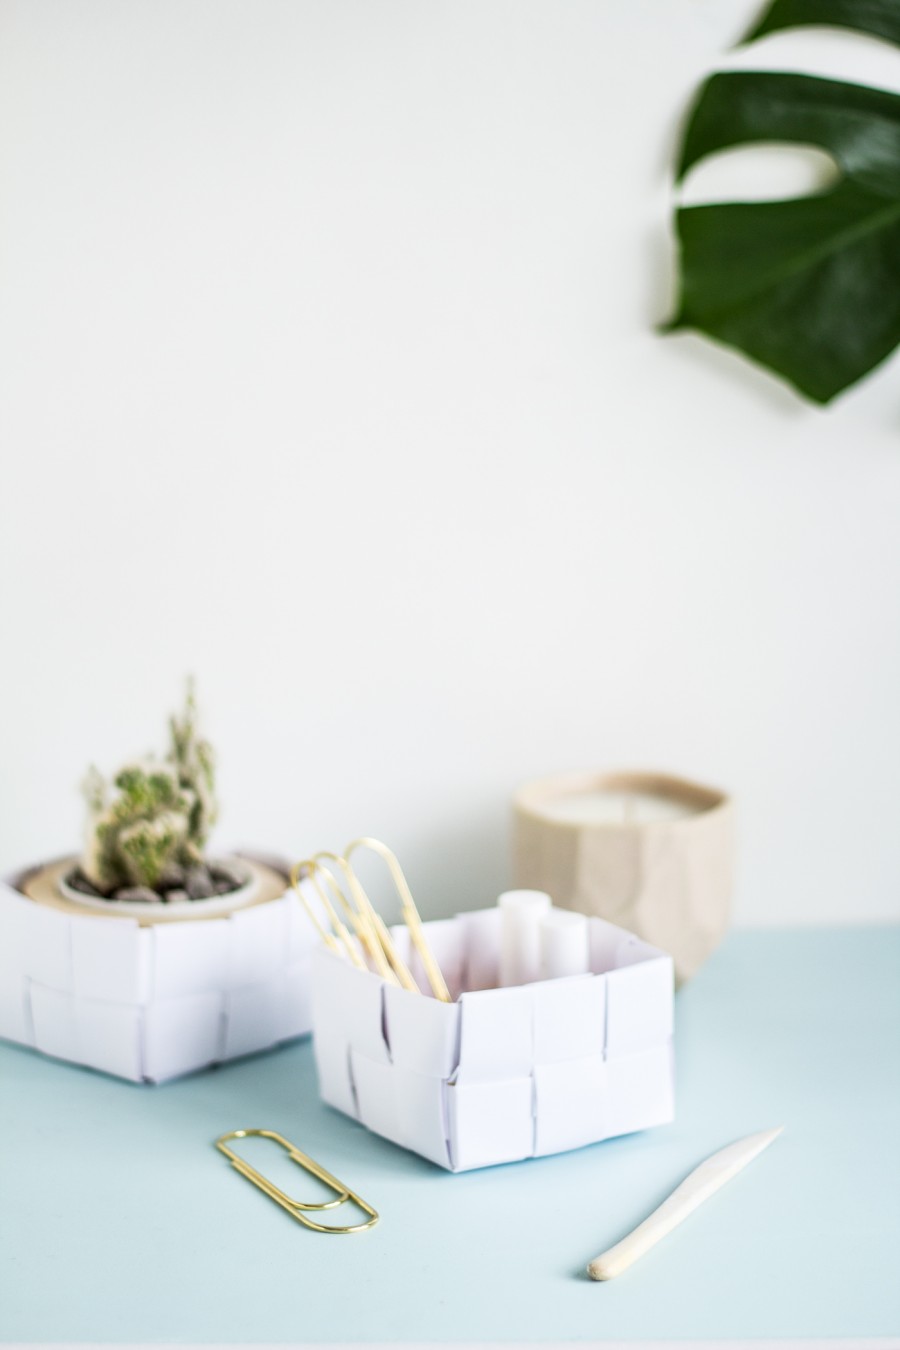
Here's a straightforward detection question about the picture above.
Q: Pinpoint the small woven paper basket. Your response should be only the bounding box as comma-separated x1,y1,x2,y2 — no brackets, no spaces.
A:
311,908,674,1171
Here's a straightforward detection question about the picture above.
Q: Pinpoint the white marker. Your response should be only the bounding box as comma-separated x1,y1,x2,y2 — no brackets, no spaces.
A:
498,889,551,986
539,908,589,979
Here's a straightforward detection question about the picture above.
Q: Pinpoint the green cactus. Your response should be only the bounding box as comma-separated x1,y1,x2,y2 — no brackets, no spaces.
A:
80,683,218,894
169,679,217,856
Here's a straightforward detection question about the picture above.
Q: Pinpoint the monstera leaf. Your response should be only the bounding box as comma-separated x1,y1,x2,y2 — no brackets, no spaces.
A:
745,0,900,47
667,5,900,404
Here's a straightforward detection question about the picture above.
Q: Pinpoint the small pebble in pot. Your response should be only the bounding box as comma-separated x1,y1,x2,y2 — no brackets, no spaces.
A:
114,886,163,904
67,871,103,898
157,862,187,890
185,866,216,900
211,859,246,890
165,888,190,905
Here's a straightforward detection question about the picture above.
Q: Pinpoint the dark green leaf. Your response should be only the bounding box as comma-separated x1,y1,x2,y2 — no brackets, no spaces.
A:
669,72,900,403
677,72,900,197
745,0,900,48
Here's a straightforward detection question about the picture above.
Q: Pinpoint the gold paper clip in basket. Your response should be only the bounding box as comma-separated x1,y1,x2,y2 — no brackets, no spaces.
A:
290,837,451,1003
344,837,452,1003
215,1129,379,1233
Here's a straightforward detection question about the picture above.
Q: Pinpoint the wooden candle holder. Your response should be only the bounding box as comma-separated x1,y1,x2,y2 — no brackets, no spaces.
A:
513,771,734,983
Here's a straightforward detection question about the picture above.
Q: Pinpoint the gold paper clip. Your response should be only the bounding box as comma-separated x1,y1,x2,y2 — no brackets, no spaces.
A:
316,848,421,995
215,1129,379,1233
344,838,451,1003
290,859,367,971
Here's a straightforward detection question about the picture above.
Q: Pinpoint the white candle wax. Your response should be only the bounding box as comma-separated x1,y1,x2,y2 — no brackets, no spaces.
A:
498,889,551,987
539,908,589,980
541,789,696,826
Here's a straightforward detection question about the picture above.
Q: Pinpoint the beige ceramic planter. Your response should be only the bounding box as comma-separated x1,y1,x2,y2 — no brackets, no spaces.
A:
512,771,734,984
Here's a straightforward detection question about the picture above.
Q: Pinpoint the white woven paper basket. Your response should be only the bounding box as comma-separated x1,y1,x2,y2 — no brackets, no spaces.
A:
0,858,317,1082
311,908,674,1171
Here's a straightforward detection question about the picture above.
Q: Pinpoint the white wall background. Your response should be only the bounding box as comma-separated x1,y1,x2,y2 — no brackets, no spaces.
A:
1,0,899,927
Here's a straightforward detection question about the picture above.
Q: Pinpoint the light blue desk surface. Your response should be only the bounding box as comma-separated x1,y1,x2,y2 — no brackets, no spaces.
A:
1,926,898,1343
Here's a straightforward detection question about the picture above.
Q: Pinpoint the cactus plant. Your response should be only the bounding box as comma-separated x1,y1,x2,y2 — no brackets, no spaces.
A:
79,683,222,898
169,682,217,855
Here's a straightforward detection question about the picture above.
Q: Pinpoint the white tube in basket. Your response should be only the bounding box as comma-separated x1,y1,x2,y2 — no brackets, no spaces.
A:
539,908,589,979
498,889,551,986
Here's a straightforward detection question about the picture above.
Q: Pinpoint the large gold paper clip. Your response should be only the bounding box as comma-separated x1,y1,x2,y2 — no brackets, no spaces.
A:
290,838,451,1002
215,1129,379,1233
346,838,451,1002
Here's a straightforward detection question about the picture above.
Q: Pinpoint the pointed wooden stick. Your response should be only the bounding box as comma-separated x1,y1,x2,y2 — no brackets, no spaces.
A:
587,1127,783,1281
